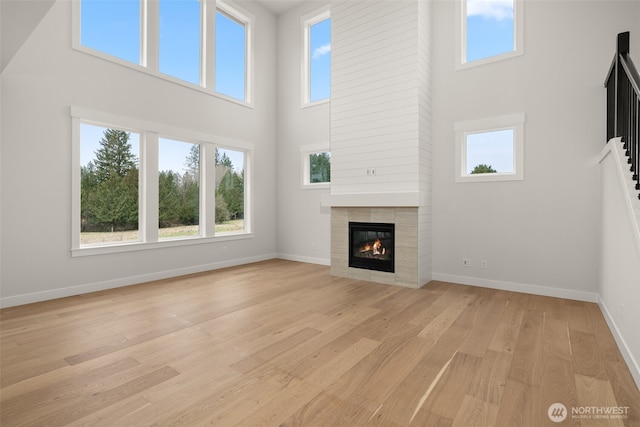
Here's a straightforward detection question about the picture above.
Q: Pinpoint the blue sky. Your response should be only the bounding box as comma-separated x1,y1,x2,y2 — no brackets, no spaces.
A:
309,18,331,102
81,1,513,172
81,124,244,175
81,0,246,99
466,129,514,174
466,0,515,62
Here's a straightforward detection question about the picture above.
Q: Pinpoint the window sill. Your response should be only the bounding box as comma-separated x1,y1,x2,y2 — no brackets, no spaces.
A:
302,183,330,190
72,233,254,257
302,98,330,109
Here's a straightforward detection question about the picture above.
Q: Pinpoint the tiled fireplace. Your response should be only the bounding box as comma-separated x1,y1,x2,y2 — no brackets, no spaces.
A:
331,207,419,288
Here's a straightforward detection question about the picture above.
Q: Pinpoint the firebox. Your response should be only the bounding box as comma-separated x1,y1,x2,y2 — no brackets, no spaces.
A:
349,222,395,273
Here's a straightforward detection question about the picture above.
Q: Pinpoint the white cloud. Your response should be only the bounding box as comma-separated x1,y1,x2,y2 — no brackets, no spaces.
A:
312,43,331,60
467,0,514,21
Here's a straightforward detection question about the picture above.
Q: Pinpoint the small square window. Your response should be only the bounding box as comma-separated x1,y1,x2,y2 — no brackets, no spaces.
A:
301,144,330,188
455,114,524,182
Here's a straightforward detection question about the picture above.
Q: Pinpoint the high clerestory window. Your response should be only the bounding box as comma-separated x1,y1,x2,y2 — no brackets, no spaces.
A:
302,6,331,105
75,0,253,104
456,0,523,69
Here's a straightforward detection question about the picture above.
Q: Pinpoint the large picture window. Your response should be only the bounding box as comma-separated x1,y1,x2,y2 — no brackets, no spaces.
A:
72,108,253,255
74,0,253,103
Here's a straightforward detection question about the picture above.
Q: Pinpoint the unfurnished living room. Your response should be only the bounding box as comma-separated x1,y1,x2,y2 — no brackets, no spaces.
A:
1,0,640,425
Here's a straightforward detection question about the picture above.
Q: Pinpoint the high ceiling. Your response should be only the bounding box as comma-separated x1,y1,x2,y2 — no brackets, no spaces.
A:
253,0,309,15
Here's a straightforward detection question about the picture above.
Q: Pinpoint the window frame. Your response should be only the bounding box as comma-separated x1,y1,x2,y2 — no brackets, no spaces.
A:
300,143,330,189
72,0,255,106
454,113,525,183
455,0,524,70
71,106,254,257
301,5,331,107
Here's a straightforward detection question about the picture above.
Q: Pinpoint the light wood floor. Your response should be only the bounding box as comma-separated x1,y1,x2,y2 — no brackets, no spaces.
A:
1,260,639,426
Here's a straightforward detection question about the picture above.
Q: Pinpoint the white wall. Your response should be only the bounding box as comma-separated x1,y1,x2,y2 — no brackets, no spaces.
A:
276,1,332,265
0,0,278,306
599,141,640,389
432,1,638,300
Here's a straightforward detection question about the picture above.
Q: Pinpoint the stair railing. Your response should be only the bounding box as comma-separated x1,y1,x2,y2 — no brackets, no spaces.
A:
605,32,640,199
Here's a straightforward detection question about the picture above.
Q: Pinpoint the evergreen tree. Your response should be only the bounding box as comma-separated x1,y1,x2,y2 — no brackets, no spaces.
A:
90,129,139,231
94,129,137,182
470,163,497,174
310,152,330,183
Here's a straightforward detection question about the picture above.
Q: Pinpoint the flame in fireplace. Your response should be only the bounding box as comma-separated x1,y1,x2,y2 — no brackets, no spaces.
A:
360,239,387,256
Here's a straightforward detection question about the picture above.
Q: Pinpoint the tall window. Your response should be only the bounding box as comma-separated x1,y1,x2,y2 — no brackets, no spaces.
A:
158,139,200,239
215,11,247,101
214,148,245,234
80,0,140,65
303,8,331,105
75,0,253,103
80,124,140,245
457,0,523,68
159,0,202,85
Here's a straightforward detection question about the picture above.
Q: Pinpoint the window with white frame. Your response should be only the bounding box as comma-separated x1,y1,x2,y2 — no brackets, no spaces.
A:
80,0,141,65
456,0,523,69
74,0,253,103
72,107,253,255
302,7,331,105
454,113,524,182
159,0,202,86
80,123,141,245
300,143,330,188
215,9,248,101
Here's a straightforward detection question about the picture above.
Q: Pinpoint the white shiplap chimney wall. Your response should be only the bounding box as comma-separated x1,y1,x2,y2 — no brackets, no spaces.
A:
330,0,430,197
330,0,433,286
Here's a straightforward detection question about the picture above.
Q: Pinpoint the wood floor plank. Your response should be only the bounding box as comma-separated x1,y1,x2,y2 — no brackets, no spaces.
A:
574,374,626,427
570,329,609,381
508,310,545,386
451,394,499,427
1,260,638,426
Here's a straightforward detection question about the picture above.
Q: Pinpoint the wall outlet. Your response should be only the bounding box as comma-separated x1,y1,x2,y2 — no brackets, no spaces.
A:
481,260,488,269
367,168,377,176
463,258,472,267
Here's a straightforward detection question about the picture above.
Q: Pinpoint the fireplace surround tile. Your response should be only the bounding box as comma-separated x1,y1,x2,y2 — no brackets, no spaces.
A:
331,206,421,288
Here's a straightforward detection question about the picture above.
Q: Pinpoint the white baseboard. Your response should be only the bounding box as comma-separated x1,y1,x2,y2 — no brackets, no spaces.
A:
598,297,640,391
431,272,599,303
0,253,278,308
277,253,331,266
